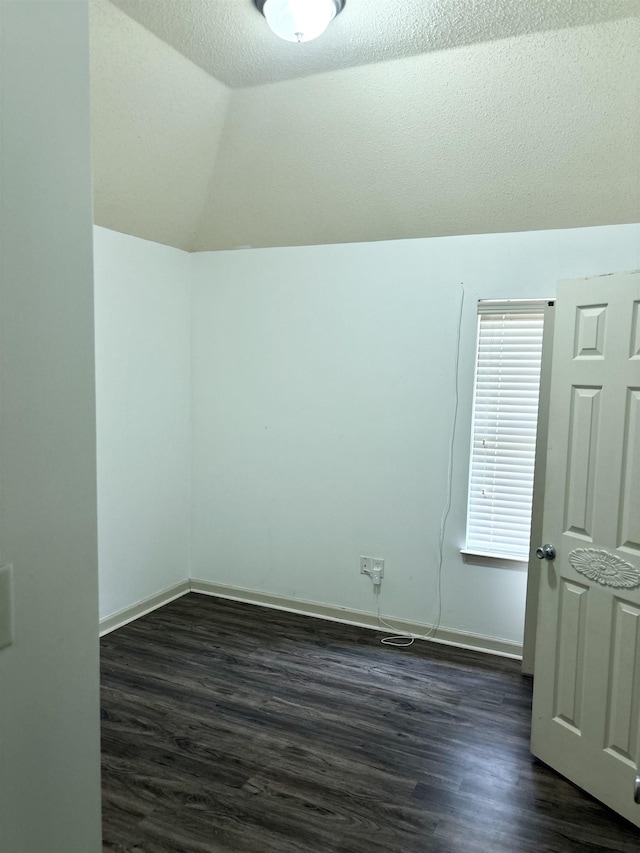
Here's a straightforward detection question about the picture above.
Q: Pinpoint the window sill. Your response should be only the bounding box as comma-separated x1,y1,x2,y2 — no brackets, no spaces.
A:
460,548,528,568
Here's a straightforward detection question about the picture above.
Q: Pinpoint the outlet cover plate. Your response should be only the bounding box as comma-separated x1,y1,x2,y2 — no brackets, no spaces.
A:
372,557,385,577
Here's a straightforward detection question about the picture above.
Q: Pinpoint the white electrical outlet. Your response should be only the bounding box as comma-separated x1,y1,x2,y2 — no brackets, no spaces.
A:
372,557,385,577
361,555,384,587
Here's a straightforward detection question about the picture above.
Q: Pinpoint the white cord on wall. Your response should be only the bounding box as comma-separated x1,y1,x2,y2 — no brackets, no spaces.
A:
378,283,466,648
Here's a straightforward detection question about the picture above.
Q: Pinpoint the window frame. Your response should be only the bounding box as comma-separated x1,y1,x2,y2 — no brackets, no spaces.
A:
462,298,552,564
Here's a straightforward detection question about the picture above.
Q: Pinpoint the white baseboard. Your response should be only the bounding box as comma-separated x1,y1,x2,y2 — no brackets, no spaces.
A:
99,580,191,637
100,578,523,659
189,579,523,659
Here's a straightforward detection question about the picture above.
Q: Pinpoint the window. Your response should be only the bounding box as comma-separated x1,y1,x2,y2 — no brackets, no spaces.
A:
464,300,548,562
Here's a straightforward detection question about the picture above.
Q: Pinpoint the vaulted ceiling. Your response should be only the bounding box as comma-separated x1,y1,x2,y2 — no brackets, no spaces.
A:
90,0,640,252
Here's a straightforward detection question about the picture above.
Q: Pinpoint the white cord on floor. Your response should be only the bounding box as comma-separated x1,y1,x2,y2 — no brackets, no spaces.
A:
378,283,466,648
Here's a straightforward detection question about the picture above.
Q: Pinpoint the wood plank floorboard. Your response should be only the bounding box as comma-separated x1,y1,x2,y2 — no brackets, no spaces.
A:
101,593,639,852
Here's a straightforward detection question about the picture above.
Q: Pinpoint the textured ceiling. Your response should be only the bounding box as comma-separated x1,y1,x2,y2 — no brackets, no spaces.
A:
109,0,640,88
91,1,640,252
91,0,230,250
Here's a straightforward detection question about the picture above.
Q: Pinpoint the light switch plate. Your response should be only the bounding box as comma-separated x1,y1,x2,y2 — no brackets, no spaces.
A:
0,564,14,650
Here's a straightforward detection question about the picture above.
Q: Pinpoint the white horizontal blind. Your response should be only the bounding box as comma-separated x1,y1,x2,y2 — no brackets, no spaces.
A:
465,301,546,561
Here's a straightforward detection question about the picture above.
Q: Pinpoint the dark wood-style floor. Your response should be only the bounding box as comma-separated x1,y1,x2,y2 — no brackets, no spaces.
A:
101,593,639,852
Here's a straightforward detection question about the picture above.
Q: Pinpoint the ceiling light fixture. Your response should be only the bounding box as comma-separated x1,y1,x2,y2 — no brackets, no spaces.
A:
255,0,345,44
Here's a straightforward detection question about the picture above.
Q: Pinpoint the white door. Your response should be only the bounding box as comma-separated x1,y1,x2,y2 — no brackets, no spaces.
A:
531,271,640,827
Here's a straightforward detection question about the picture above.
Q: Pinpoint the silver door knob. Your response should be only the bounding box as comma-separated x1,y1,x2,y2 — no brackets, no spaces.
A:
536,544,556,561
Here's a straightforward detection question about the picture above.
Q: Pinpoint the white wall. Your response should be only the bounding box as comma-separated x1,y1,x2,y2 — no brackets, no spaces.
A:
94,227,191,620
0,2,102,851
191,224,640,646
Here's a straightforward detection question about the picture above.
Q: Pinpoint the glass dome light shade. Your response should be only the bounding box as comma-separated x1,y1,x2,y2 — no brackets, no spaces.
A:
262,0,339,43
